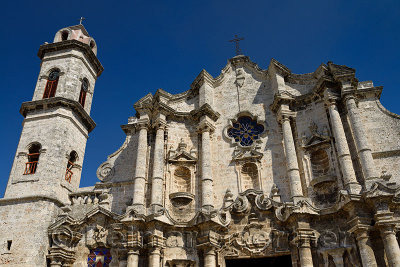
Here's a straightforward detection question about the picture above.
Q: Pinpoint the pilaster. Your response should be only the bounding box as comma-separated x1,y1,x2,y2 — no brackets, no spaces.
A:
292,228,316,267
343,93,378,184
150,113,167,215
130,117,150,215
197,116,216,213
277,105,304,201
348,217,378,267
324,92,361,194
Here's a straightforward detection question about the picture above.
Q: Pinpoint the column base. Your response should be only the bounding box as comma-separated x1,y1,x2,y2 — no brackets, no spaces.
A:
345,183,362,195
201,205,215,214
150,204,165,216
127,204,145,216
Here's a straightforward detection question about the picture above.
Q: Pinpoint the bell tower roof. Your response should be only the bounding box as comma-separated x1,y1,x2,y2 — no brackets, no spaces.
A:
53,24,98,56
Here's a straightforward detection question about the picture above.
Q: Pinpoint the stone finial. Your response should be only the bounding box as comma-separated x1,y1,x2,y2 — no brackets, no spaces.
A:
223,189,234,208
178,138,187,152
270,184,281,202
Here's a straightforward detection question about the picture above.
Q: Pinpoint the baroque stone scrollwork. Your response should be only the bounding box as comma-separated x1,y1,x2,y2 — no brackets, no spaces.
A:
96,162,114,182
317,229,360,266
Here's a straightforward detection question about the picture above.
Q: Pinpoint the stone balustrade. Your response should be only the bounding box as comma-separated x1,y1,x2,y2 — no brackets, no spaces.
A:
69,191,105,206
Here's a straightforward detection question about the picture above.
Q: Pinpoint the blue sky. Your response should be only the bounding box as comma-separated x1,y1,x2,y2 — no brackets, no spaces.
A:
0,0,399,196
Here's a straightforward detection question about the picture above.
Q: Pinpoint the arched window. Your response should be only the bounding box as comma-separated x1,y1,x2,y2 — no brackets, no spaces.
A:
24,143,41,175
79,78,89,107
65,151,78,183
43,70,59,99
61,31,69,41
241,162,259,190
174,166,191,193
310,149,330,178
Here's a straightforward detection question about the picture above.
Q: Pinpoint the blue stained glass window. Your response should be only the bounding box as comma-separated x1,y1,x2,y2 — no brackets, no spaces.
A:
227,116,264,147
87,248,112,267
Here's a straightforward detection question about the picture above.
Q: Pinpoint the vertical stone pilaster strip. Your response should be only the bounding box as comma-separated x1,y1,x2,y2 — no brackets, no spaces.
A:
380,225,400,267
131,120,149,214
353,228,378,267
326,97,361,193
198,119,215,212
344,95,377,181
281,116,303,199
127,250,140,267
150,119,166,213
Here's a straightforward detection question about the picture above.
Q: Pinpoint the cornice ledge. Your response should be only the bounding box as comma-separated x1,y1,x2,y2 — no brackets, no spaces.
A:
191,69,215,91
270,91,296,113
190,103,220,122
268,58,291,76
0,194,66,207
355,86,383,99
133,92,153,113
20,97,96,133
327,62,356,81
38,40,103,77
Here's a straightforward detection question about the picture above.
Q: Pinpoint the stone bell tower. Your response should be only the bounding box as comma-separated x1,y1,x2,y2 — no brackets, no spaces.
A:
4,24,103,203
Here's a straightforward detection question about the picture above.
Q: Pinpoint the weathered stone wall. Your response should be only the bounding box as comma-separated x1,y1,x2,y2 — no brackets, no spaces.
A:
4,106,89,203
0,199,60,266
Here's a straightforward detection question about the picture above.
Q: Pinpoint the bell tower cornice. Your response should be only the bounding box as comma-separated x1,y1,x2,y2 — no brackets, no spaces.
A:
38,40,104,77
20,97,96,133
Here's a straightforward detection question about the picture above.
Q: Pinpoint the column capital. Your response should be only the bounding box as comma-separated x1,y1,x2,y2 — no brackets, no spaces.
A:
292,228,316,248
347,217,374,238
323,91,340,106
277,109,296,123
152,118,167,130
342,92,357,103
197,118,215,133
136,118,150,130
145,233,166,249
127,230,143,249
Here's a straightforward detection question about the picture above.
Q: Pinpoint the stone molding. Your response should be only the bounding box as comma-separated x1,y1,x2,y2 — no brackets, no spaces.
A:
20,97,96,133
38,40,103,76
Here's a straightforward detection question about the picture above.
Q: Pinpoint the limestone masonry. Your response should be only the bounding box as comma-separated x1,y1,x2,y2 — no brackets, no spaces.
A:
1,24,400,267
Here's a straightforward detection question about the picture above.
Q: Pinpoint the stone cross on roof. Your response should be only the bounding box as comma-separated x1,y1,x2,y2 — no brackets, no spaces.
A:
79,17,86,25
229,35,245,55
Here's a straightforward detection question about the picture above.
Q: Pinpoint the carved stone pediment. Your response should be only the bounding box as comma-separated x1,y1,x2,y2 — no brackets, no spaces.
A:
168,139,197,164
168,151,197,163
232,148,263,162
303,134,330,148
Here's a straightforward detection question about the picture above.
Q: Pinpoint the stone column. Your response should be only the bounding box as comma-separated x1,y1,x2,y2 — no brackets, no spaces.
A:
380,225,400,267
325,96,361,194
297,237,314,267
197,118,215,212
280,114,303,200
127,250,139,267
344,95,377,181
352,226,378,267
148,247,161,267
131,119,150,214
204,247,216,267
150,115,167,214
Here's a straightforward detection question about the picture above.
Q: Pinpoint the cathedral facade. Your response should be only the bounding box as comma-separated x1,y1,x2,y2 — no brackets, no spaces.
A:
1,25,400,267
